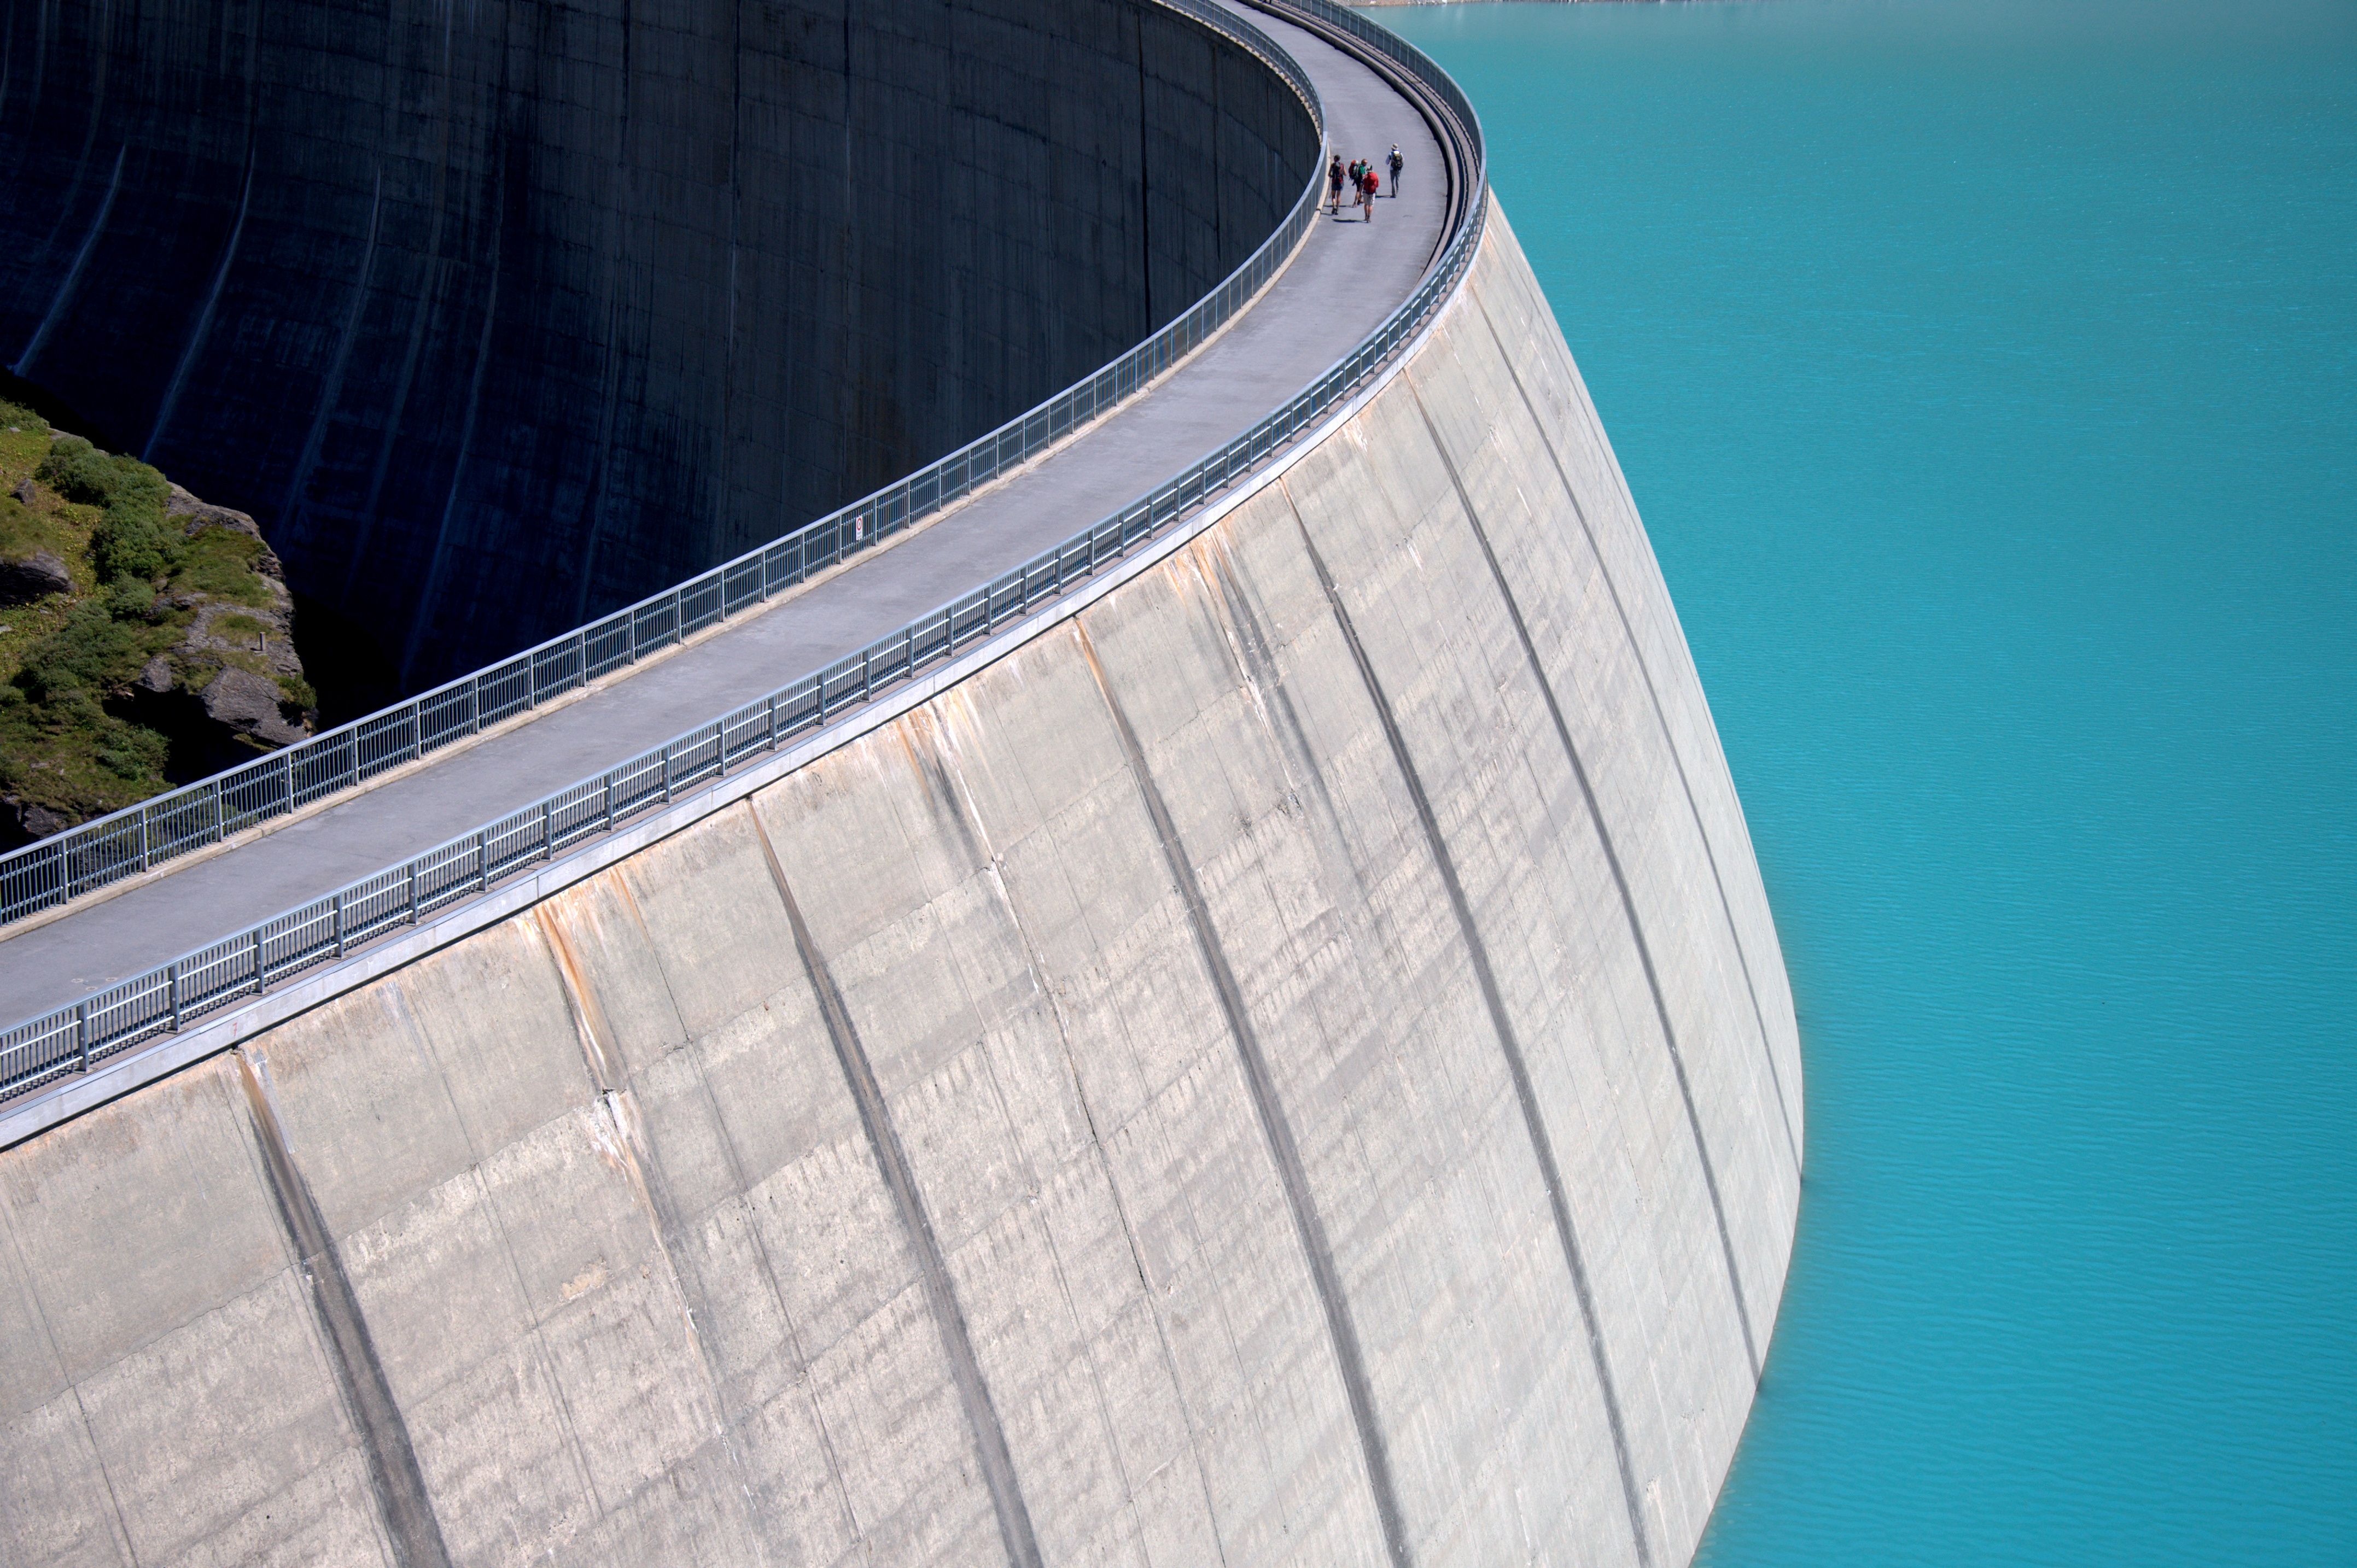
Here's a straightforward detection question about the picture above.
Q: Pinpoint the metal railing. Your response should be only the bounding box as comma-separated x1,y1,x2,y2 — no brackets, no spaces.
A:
0,0,1486,1104
0,0,1322,932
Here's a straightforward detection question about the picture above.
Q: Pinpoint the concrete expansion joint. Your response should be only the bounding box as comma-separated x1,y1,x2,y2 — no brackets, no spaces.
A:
1280,471,1660,1566
232,1049,454,1568
1455,291,1802,1183
1076,622,1416,1568
749,804,1045,1568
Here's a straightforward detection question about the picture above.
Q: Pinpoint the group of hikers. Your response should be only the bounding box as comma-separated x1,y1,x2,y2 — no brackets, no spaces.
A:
1327,144,1404,221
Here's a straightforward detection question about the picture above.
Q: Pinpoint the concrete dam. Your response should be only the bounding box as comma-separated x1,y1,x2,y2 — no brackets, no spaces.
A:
0,2,1802,1565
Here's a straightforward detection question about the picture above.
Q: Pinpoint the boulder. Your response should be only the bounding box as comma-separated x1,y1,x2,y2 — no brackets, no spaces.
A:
167,484,283,577
199,665,306,747
0,549,73,604
1,798,73,844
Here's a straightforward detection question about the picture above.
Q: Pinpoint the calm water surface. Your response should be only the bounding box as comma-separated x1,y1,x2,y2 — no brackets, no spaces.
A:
1380,2,2356,1561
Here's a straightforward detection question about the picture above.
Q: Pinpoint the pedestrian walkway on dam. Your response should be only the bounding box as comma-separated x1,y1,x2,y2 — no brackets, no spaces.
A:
0,1,1448,1031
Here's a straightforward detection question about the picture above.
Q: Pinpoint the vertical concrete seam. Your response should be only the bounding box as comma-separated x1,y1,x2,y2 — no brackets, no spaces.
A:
1403,380,1763,1379
1468,287,1802,1179
906,709,1235,1566
1280,482,1658,1567
230,1052,453,1568
1188,538,1368,908
13,144,122,376
746,804,1044,1568
146,157,252,459
278,162,384,541
534,910,779,1560
398,113,508,686
1074,625,1416,1568
594,876,869,1541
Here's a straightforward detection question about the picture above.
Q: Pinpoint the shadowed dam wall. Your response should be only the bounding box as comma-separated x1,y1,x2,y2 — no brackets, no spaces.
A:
0,206,1801,1568
0,0,1315,693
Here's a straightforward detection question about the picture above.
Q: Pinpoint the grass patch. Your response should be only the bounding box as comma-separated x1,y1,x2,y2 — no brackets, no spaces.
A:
171,524,270,605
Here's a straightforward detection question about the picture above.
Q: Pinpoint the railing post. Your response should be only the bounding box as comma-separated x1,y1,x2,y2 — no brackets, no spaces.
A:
766,693,778,748
332,892,346,958
75,1001,90,1072
860,648,872,699
662,745,674,804
252,929,266,995
603,775,616,830
406,863,419,925
541,801,553,861
475,831,489,892
168,961,182,1031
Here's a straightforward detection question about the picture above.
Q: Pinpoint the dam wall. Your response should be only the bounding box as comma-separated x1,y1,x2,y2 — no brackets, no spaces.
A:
0,0,1316,692
0,204,1801,1568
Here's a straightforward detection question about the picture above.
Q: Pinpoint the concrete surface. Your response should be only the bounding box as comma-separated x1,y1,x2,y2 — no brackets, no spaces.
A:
0,1,1445,1035
0,0,1315,687
0,204,1801,1568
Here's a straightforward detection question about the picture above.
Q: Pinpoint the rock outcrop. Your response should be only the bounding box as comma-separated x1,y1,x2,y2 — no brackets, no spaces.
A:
0,549,72,604
0,407,316,846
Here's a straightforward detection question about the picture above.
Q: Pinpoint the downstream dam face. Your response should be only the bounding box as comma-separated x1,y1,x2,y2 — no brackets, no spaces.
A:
0,201,1802,1567
0,0,1314,691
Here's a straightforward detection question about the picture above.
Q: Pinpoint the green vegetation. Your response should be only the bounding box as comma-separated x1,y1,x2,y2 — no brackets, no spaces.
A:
0,399,308,839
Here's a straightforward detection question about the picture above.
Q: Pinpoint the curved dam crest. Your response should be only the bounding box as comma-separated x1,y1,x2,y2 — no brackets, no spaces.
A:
0,207,1801,1566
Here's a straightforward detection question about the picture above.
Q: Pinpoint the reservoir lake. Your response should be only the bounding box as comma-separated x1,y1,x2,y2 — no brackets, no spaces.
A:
1379,2,2357,1562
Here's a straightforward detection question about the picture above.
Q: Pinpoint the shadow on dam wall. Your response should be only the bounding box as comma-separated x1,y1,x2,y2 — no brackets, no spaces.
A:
0,0,1315,703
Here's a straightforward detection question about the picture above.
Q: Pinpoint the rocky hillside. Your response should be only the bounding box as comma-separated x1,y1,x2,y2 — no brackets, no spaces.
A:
0,401,314,846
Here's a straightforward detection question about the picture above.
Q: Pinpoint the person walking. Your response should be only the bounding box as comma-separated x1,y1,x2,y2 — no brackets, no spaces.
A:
1387,144,1404,197
1327,153,1345,214
1359,162,1378,221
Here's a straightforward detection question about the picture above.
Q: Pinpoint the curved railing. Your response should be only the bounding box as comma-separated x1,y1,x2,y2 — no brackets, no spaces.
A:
0,0,1323,932
0,0,1487,1103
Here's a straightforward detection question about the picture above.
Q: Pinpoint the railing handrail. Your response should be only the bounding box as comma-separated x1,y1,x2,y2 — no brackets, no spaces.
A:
0,0,1487,1108
0,0,1323,932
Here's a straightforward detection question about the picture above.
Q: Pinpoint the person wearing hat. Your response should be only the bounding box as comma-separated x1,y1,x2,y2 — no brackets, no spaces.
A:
1387,143,1404,197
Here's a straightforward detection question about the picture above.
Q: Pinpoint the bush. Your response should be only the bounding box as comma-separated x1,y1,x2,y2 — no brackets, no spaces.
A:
16,602,145,703
37,436,178,585
96,725,168,780
103,577,156,621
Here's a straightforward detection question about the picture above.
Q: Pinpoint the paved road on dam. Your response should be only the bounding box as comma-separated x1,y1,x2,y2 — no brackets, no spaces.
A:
0,2,1448,1029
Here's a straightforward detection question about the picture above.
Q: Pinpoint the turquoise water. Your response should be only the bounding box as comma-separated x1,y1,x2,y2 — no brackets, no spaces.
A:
1380,1,2356,1561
